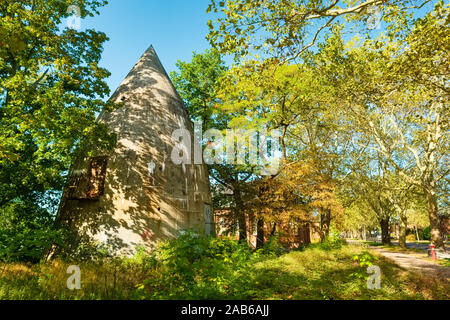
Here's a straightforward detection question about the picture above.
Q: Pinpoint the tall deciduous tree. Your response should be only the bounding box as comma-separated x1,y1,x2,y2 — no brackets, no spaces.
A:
0,0,115,261
316,2,448,248
170,49,227,129
217,58,350,242
171,49,258,242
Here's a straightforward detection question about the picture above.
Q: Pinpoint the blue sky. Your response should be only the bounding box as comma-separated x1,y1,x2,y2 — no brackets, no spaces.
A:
82,0,213,96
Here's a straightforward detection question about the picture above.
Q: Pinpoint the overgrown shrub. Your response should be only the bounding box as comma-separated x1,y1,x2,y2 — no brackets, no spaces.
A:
422,226,431,240
352,251,378,268
127,245,158,270
406,234,417,242
134,230,265,299
349,251,379,280
0,201,64,262
317,235,345,251
261,236,288,256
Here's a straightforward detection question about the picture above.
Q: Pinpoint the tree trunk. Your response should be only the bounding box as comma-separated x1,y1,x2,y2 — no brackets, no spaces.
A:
270,223,277,236
380,217,391,245
299,223,311,245
425,190,444,250
415,225,420,241
396,219,400,240
237,215,247,242
281,126,287,161
233,189,247,242
303,223,311,245
256,218,265,249
320,210,331,242
399,216,407,249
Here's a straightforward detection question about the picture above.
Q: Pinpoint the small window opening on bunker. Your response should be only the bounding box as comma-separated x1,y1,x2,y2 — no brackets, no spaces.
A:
66,156,108,200
86,156,108,199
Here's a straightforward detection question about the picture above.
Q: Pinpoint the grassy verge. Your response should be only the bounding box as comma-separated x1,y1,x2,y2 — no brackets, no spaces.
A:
423,257,450,268
0,259,152,300
0,243,448,300
248,245,449,300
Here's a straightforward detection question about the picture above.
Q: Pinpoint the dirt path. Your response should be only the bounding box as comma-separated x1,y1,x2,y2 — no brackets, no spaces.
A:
389,241,449,252
371,247,450,280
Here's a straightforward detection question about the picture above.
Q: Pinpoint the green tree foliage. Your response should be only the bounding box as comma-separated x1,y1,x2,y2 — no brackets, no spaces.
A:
218,61,319,159
0,0,115,261
206,0,432,61
170,49,227,129
312,2,449,247
217,58,350,242
0,200,65,262
205,0,447,249
135,231,265,299
170,50,259,242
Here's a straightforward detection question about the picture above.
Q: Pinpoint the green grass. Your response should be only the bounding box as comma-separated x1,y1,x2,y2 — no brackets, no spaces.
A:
428,258,450,268
0,244,448,300
247,245,449,300
0,259,153,300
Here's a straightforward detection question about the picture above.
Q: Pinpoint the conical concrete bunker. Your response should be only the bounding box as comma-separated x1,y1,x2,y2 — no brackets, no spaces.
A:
55,45,214,256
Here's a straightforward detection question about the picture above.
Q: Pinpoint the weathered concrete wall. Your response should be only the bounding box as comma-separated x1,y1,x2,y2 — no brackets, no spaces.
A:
56,46,213,256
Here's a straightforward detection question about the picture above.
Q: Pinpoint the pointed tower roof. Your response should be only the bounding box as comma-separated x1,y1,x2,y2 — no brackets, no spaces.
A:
109,45,184,109
99,45,190,134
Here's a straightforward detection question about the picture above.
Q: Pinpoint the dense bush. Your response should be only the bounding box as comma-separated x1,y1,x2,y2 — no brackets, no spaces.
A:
134,231,269,299
316,235,345,251
406,234,417,242
349,250,379,282
422,226,431,240
0,201,64,262
261,236,289,256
